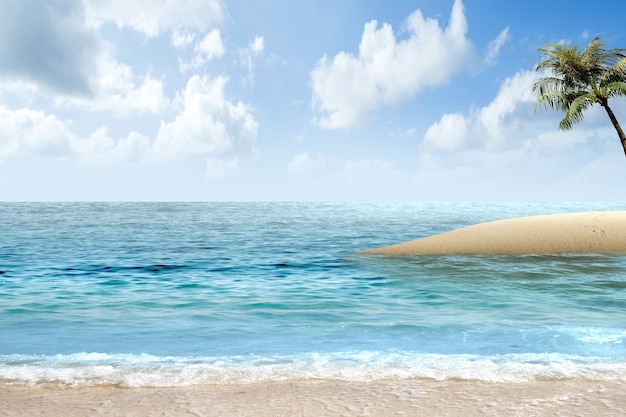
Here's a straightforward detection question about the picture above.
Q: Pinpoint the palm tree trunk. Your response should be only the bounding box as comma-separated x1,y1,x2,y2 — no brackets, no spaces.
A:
603,104,626,157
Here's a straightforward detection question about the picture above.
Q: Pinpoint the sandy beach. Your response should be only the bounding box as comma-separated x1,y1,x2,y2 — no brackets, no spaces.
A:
2,379,625,417
364,211,626,255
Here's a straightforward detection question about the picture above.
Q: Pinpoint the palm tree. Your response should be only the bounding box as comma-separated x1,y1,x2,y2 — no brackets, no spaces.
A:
533,36,626,157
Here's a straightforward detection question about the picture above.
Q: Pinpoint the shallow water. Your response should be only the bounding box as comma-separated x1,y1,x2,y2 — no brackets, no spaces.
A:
0,202,625,387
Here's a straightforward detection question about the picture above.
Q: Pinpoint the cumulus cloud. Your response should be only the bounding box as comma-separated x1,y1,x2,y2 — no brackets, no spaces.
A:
0,0,256,176
423,113,469,151
64,52,170,116
478,71,540,148
171,28,197,49
0,105,74,158
179,29,225,72
85,0,224,37
0,105,151,165
311,0,475,129
423,70,540,152
0,75,258,169
73,127,152,165
421,68,621,161
0,0,100,97
195,29,225,60
410,64,626,201
153,75,258,161
0,0,170,116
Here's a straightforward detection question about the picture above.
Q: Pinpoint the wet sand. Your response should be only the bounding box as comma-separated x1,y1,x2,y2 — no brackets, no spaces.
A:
363,211,626,255
2,379,625,417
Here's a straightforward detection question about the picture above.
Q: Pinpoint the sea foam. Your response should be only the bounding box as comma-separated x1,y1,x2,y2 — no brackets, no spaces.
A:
1,351,625,387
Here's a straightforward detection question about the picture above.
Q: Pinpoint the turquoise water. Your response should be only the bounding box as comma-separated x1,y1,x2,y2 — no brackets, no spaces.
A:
1,202,625,387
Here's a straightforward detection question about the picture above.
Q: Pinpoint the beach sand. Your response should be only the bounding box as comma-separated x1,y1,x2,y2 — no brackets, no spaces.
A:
363,211,626,255
2,379,625,416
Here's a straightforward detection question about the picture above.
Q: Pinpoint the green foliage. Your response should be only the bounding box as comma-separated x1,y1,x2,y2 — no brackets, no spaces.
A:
533,36,626,131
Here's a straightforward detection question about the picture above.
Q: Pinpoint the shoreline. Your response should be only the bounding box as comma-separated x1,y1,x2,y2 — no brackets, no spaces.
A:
2,379,625,417
363,210,626,255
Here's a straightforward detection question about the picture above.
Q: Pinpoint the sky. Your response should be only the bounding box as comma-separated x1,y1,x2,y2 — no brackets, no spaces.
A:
1,0,626,201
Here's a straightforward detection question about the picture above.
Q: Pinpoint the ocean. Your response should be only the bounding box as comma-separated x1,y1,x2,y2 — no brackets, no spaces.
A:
1,202,625,388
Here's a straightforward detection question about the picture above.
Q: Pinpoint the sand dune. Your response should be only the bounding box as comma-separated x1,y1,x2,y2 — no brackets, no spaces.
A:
363,211,626,255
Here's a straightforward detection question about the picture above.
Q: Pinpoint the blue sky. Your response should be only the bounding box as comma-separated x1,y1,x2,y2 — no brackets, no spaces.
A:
1,0,626,201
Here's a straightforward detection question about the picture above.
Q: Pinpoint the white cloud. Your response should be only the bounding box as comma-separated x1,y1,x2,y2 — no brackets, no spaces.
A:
195,29,225,59
238,36,265,85
0,74,258,170
179,29,225,72
72,127,151,165
0,105,150,165
423,70,543,153
0,106,73,158
485,27,510,65
120,75,169,115
85,0,224,37
0,1,169,116
287,152,326,174
65,52,170,116
423,113,469,151
249,36,264,55
477,70,538,149
418,68,625,198
0,0,100,97
311,0,475,129
153,75,258,161
171,28,197,48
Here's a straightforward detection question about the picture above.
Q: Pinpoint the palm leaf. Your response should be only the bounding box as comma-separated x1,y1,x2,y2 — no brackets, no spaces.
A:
534,35,626,156
604,81,626,99
559,93,595,130
534,36,626,129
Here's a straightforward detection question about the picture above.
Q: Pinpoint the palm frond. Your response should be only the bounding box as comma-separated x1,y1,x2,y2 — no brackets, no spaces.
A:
559,93,595,130
535,36,626,128
533,76,565,96
533,73,587,113
602,58,626,84
603,81,626,99
535,36,626,156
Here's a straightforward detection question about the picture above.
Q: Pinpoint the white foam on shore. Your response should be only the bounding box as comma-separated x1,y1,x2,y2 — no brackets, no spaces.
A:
2,351,625,387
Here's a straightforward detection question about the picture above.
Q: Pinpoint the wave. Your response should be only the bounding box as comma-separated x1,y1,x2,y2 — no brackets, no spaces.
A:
1,351,625,388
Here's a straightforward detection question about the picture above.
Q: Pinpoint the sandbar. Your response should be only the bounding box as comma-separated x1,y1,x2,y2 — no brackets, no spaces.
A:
363,211,626,255
1,379,625,417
